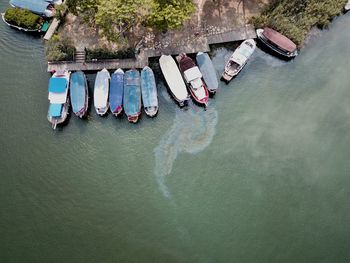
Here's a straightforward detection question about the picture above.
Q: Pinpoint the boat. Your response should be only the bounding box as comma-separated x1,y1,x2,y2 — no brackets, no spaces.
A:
346,1,350,11
221,39,256,83
10,0,56,17
124,69,142,123
47,70,70,129
196,52,218,94
109,68,124,117
70,71,88,118
176,53,209,106
141,66,158,117
94,68,110,116
256,27,298,58
159,55,189,107
1,10,49,33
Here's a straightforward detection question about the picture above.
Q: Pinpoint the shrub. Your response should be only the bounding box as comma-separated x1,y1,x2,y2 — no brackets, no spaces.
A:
85,47,136,60
45,34,76,61
4,7,41,30
250,0,347,46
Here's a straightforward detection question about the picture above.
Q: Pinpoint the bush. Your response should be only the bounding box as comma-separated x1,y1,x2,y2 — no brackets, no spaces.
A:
85,47,136,60
45,35,76,61
250,0,347,46
4,7,41,30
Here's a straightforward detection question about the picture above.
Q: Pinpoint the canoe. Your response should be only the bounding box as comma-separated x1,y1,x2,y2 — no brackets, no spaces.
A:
124,69,141,123
47,70,70,129
221,39,256,83
94,68,110,116
141,66,158,117
70,71,88,118
196,52,218,94
109,68,124,117
176,53,209,106
159,55,189,107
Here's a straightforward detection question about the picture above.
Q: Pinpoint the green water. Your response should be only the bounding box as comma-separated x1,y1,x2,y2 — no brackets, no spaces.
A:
1,1,350,262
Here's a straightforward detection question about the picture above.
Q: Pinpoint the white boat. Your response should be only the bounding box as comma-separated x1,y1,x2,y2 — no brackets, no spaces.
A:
176,53,209,106
222,39,256,83
94,68,110,116
159,55,189,107
346,1,350,11
47,70,70,129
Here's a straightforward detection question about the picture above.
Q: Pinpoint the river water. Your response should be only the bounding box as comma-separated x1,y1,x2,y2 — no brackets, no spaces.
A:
1,1,350,261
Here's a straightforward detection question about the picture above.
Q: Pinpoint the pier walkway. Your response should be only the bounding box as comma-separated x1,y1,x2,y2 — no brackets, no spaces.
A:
47,26,256,72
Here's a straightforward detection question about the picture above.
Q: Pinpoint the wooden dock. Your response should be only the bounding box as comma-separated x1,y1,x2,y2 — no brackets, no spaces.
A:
44,18,60,41
47,25,256,72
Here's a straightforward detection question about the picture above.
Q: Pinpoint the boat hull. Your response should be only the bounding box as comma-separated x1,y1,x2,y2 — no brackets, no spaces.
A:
141,66,159,117
256,29,298,58
196,52,218,95
124,69,142,123
94,69,110,117
159,55,189,107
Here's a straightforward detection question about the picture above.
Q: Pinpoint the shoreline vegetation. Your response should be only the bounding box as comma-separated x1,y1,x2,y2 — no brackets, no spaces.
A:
44,0,349,61
251,0,348,46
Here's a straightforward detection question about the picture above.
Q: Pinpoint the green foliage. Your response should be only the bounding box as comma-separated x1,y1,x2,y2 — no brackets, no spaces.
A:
4,7,41,30
251,0,347,46
147,0,196,30
45,35,76,62
67,0,196,41
85,47,136,60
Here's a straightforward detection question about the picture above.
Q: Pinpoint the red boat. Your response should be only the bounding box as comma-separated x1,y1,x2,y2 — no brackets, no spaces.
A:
176,53,209,106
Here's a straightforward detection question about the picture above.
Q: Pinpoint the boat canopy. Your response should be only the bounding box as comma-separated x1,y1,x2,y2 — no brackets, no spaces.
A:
109,70,124,112
10,0,52,16
232,52,248,66
48,103,63,117
262,27,297,52
124,70,141,116
94,70,110,108
184,67,202,83
48,77,67,93
196,53,218,91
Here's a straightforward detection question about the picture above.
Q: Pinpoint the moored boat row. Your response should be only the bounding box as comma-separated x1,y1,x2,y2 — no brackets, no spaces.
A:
47,67,159,129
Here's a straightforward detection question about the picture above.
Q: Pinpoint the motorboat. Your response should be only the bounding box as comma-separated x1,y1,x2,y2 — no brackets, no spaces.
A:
47,70,70,129
176,53,209,106
221,39,256,83
70,71,88,118
124,69,141,123
141,66,158,117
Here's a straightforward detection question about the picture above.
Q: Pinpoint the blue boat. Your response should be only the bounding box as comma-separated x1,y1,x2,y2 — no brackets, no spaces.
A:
70,71,88,118
47,70,70,129
196,52,218,94
109,68,124,117
124,69,141,123
141,66,158,117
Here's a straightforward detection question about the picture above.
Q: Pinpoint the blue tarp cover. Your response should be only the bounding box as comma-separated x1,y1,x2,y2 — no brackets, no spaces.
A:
124,69,141,116
109,72,124,113
10,0,50,16
141,66,158,108
70,71,86,114
48,77,67,93
196,53,218,91
48,103,62,117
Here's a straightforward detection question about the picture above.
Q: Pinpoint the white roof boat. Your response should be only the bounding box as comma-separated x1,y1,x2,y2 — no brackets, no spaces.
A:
222,39,256,82
47,70,70,129
94,68,110,116
159,55,189,107
346,1,350,11
196,52,218,94
177,53,209,106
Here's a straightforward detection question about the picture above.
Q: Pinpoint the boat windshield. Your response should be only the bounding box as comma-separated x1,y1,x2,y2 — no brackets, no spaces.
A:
245,42,254,48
